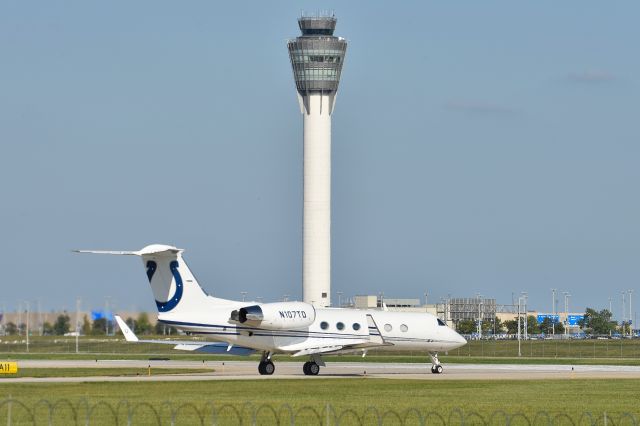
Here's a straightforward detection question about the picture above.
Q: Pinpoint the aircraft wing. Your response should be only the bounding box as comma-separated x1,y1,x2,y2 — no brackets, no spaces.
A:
290,341,392,357
114,315,255,356
290,314,392,357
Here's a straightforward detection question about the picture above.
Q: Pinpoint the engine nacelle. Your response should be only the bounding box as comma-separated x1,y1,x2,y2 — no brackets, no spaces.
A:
230,302,316,330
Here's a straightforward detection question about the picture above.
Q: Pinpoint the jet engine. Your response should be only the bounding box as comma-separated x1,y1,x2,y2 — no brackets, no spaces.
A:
230,302,316,330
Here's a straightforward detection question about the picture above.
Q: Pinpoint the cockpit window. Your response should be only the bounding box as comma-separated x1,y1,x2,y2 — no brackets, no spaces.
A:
437,318,446,326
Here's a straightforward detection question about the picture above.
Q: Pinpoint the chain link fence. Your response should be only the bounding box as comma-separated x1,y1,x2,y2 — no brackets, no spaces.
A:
1,398,638,425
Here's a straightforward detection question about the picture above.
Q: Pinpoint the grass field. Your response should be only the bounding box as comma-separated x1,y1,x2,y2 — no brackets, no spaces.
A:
1,379,638,425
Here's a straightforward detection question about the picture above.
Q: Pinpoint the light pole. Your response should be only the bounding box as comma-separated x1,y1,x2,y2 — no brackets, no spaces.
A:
37,300,42,336
552,288,556,335
17,302,22,336
563,292,570,336
622,291,626,334
629,290,633,336
477,294,483,338
424,291,429,307
609,297,613,337
241,292,247,302
517,296,522,356
105,296,111,335
521,292,528,340
0,302,4,335
76,298,81,354
25,301,30,353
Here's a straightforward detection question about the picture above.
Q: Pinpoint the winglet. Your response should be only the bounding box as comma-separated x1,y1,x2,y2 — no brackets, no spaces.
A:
114,315,139,342
366,314,387,345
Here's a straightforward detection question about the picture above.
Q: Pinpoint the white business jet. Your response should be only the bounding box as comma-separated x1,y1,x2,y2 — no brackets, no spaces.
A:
76,244,466,375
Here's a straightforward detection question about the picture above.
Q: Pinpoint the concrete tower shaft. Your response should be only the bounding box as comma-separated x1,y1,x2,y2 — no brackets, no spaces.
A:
287,15,347,307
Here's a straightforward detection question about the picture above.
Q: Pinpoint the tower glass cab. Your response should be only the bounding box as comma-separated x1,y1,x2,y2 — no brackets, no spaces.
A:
288,16,347,113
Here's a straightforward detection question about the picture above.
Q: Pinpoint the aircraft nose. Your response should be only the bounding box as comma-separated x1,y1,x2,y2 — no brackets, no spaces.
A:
453,330,467,346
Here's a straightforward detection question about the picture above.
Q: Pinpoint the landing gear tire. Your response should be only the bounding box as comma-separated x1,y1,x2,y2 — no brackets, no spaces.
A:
428,352,443,374
258,361,275,375
303,361,320,376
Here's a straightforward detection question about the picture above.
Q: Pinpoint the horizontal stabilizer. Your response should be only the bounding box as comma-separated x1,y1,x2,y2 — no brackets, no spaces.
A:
73,250,138,256
74,244,182,257
115,315,253,355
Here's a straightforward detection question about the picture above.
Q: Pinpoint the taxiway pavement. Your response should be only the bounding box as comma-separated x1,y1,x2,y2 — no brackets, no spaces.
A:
2,360,640,383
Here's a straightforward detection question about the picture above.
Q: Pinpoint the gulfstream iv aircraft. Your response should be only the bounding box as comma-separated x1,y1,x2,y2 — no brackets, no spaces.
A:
77,244,466,375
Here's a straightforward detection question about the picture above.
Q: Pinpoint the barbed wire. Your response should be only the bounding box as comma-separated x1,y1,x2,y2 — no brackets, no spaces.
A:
0,398,638,425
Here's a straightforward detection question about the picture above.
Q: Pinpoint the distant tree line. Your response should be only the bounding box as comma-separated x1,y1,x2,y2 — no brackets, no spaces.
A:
454,307,620,336
2,313,177,336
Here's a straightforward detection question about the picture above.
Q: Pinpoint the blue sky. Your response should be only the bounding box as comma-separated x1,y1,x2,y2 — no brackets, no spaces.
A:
1,1,638,319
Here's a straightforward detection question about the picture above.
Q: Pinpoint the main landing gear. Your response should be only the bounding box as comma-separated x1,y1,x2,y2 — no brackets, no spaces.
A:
258,352,275,375
303,361,320,376
302,355,324,376
429,352,443,374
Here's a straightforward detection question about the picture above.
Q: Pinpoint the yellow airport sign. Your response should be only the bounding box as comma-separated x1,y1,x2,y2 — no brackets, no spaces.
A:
0,362,18,374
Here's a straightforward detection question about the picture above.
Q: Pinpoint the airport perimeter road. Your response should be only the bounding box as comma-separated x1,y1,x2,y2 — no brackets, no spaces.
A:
4,360,640,383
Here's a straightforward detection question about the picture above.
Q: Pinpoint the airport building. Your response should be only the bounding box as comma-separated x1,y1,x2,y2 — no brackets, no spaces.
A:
449,297,497,323
344,294,595,335
287,15,347,308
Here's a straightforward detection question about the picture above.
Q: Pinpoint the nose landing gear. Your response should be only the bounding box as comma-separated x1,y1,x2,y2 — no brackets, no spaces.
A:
429,352,443,374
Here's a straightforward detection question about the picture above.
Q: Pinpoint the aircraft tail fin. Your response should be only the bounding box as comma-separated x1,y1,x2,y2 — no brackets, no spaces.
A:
76,244,232,314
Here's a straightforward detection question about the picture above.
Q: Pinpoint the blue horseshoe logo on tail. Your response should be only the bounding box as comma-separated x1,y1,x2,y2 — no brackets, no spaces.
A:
146,260,184,312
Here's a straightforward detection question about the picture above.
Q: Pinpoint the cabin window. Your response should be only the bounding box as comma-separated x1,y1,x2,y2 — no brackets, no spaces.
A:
320,321,329,330
400,324,408,332
384,323,392,332
336,322,345,330
437,318,446,326
352,323,361,331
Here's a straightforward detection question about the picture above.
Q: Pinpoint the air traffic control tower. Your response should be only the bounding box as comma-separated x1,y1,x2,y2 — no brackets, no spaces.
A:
288,15,347,307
